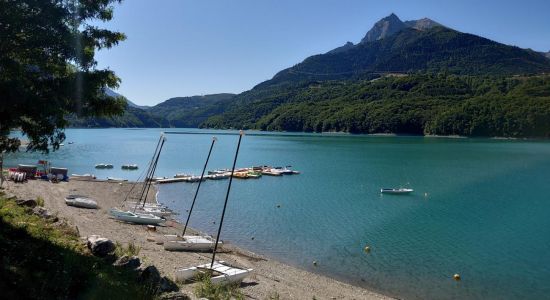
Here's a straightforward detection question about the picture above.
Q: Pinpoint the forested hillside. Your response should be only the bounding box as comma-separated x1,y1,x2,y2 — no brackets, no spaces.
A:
202,74,550,138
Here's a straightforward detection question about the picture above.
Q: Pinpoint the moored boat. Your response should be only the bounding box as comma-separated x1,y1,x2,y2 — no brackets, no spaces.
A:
261,168,283,176
380,188,414,194
121,164,139,170
95,163,113,169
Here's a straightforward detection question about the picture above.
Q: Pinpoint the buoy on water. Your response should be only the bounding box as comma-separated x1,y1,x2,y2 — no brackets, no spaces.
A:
313,260,318,266
453,274,461,281
364,246,371,253
276,204,281,208
251,237,255,240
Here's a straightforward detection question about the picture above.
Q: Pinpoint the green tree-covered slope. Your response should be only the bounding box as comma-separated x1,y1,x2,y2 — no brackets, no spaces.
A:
202,74,550,138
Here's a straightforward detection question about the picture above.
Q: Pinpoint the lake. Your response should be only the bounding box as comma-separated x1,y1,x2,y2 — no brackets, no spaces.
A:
5,128,550,299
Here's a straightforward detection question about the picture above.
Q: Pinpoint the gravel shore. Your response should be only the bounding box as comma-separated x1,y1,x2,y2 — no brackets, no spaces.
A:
3,179,391,300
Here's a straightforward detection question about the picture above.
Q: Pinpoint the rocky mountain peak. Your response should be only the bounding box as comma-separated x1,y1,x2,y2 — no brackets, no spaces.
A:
361,13,406,43
361,14,444,44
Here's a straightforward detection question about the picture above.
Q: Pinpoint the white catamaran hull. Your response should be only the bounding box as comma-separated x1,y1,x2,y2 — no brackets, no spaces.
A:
109,208,165,225
175,261,252,284
163,235,220,251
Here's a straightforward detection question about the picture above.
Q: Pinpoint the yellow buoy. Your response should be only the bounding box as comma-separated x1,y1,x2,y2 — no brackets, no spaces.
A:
364,246,371,253
453,274,461,281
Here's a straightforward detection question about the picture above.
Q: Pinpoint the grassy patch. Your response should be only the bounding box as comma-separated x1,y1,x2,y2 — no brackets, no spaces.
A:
194,272,244,300
115,241,141,257
36,196,44,207
0,194,155,299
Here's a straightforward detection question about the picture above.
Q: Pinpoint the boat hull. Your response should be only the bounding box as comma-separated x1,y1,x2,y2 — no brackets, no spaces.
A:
175,261,252,284
164,235,220,251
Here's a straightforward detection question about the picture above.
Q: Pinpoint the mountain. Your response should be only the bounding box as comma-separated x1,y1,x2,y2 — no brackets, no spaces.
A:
104,88,149,110
361,13,407,43
546,51,550,59
68,92,235,128
361,14,441,43
147,93,235,127
257,19,550,88
199,14,550,137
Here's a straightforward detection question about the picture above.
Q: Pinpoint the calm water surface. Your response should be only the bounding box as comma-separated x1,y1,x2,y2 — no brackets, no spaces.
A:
5,128,550,299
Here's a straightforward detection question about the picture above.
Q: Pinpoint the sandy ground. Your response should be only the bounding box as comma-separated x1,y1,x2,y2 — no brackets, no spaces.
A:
2,179,391,300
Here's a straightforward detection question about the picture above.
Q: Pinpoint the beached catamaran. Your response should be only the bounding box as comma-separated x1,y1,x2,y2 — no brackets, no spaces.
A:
164,136,222,251
175,131,253,284
110,134,169,224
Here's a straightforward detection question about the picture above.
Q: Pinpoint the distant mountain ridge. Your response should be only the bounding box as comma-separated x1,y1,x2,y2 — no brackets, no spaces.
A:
69,92,235,128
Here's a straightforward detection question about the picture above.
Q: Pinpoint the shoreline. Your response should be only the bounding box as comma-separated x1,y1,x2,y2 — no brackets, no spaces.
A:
2,179,392,300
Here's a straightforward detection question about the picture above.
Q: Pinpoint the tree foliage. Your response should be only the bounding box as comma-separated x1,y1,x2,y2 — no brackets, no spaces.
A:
202,74,550,138
0,0,126,153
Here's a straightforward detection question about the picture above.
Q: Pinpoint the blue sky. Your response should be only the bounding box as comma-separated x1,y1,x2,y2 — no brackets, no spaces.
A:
94,0,550,105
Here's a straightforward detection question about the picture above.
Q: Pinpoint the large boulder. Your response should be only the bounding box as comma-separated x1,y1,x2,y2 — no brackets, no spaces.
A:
87,235,116,257
159,276,179,293
112,255,141,270
138,265,161,286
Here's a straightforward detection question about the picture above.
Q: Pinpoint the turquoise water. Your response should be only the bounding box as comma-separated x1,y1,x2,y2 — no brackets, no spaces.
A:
5,128,550,299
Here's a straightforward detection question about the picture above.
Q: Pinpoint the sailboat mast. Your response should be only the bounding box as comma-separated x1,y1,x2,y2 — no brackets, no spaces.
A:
141,135,165,208
211,131,244,268
136,134,163,206
182,136,217,236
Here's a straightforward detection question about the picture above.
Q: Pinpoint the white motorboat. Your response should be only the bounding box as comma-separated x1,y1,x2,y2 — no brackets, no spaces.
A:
380,188,414,194
65,195,98,209
175,261,252,284
70,174,96,180
109,208,165,225
261,168,283,176
164,235,221,251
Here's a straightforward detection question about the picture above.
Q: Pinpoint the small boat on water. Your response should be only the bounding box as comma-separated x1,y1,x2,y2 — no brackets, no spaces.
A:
121,164,139,170
247,171,262,178
95,163,113,169
65,195,98,209
380,188,414,194
261,168,283,176
163,235,220,251
232,171,249,179
207,173,230,180
275,166,300,175
70,174,96,180
109,208,165,225
175,261,252,284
